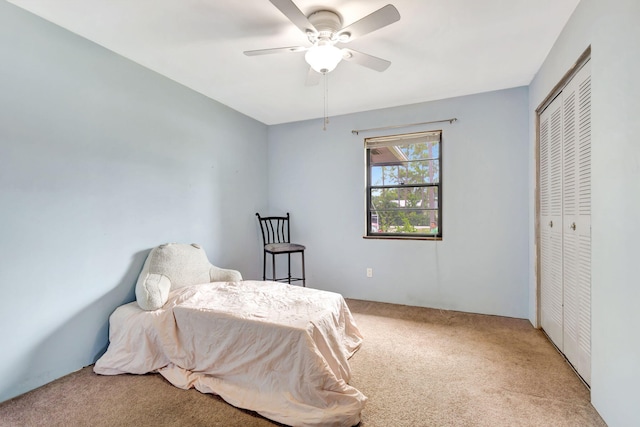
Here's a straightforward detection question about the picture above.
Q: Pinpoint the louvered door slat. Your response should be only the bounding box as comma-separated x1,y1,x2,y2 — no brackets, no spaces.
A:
578,76,592,216
578,233,591,385
540,119,550,217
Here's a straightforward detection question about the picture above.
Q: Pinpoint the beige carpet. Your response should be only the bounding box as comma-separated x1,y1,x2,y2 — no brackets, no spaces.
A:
0,299,606,427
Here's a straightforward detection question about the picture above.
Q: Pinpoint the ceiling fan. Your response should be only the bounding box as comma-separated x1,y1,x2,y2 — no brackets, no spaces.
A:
244,0,401,85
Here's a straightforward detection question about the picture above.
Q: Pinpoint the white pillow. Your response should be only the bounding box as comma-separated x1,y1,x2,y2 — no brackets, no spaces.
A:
135,243,242,311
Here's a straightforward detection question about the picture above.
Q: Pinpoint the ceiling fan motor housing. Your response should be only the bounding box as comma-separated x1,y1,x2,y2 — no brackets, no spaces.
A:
307,10,343,42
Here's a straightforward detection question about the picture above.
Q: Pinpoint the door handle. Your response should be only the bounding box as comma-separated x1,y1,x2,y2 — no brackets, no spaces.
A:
570,222,576,231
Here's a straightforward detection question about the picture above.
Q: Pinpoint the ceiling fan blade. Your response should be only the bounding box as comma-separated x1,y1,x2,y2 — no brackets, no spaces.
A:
244,46,307,56
337,4,400,42
305,67,321,86
342,48,391,72
269,0,317,35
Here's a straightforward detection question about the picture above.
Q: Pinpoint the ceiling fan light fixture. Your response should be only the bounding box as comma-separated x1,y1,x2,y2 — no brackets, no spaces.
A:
305,43,343,73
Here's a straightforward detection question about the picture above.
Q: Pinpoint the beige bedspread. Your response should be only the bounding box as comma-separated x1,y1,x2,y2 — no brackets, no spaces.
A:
94,280,366,426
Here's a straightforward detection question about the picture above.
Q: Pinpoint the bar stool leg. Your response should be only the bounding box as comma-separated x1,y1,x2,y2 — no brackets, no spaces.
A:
272,254,276,282
301,251,306,287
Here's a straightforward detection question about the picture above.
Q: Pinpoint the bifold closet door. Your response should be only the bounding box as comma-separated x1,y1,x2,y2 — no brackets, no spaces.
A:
561,60,591,385
540,94,564,351
539,59,591,385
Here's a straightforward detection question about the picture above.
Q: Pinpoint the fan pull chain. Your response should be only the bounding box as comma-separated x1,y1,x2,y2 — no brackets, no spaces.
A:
323,72,329,131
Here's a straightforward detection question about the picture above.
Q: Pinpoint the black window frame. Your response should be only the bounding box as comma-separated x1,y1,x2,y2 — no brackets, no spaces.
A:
365,130,442,240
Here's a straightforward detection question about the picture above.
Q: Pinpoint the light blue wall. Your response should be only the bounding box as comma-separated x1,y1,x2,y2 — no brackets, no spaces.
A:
529,0,640,425
0,3,268,402
6,1,638,424
268,87,529,318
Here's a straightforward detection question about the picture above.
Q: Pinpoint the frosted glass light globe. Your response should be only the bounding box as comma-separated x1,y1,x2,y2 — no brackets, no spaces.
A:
305,44,343,73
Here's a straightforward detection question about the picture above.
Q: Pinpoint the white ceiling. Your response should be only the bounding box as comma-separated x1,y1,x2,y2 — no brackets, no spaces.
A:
8,0,580,125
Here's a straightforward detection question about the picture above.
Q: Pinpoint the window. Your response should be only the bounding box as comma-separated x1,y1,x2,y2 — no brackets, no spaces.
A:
365,130,442,238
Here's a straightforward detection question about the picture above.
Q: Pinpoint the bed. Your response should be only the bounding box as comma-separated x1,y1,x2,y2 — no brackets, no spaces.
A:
94,279,366,427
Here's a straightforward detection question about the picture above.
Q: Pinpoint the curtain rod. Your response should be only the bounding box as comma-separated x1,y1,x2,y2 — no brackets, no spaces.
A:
351,118,458,135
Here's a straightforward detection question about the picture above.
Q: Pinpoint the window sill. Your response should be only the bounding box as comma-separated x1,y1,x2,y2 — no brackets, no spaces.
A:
362,235,442,241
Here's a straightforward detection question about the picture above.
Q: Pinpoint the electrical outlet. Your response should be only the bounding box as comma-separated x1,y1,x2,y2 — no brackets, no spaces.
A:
366,268,373,278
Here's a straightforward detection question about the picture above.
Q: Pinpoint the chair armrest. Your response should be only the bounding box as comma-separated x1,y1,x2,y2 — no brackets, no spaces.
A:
210,265,243,282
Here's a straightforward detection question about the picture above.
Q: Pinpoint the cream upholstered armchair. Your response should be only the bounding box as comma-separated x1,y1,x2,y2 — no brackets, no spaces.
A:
135,243,242,311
